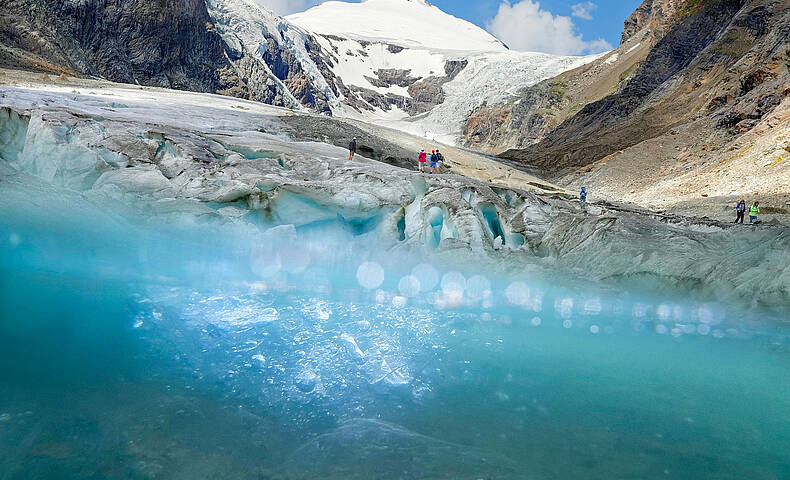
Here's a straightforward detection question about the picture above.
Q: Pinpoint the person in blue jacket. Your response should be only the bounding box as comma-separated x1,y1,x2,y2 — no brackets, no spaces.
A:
434,149,444,173
429,150,438,174
579,187,587,203
735,199,746,223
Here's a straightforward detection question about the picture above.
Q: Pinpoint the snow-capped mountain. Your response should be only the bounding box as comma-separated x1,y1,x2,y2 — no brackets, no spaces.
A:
0,0,599,144
210,0,600,144
287,0,507,52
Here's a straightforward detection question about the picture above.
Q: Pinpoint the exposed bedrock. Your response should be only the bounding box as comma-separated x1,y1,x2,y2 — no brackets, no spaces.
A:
364,69,422,89
341,59,469,116
620,0,683,45
0,0,239,93
0,105,788,311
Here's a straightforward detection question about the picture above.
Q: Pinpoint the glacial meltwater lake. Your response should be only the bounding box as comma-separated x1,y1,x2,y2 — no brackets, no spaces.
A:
1,196,788,480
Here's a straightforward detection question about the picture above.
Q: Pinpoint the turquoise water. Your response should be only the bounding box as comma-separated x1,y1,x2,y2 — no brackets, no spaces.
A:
1,198,789,479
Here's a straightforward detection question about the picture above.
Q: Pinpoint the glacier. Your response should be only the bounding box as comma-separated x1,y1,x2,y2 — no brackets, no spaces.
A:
1,81,789,479
204,0,601,145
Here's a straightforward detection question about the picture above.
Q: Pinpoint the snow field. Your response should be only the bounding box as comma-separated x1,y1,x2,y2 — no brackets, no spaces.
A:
287,0,507,52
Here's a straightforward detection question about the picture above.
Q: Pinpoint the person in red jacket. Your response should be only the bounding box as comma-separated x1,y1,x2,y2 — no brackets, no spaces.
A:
417,149,427,173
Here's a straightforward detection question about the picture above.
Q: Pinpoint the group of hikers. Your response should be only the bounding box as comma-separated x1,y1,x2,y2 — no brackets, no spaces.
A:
735,199,760,224
417,149,444,173
348,137,445,174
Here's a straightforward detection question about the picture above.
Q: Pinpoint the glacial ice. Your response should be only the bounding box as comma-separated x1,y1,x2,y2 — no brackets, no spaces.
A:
2,83,789,311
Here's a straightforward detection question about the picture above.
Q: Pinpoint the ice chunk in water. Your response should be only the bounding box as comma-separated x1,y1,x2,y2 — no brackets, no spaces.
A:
383,364,411,386
302,300,332,320
260,307,279,322
252,354,266,364
340,333,365,362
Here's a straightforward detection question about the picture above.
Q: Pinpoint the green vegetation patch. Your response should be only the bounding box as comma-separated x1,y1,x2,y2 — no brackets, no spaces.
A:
548,81,568,100
713,29,754,57
617,61,641,90
677,0,704,18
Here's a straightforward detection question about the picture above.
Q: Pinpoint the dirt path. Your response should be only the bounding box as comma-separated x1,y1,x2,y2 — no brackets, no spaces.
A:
339,117,566,194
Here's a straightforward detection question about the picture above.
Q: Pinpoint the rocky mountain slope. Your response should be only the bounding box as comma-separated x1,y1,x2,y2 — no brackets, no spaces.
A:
620,0,684,44
500,0,789,171
464,0,684,153
0,0,343,112
0,0,242,93
464,32,650,153
493,0,790,220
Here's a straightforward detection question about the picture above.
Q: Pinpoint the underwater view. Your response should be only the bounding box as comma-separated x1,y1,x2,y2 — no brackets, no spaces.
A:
3,0,790,474
1,176,789,480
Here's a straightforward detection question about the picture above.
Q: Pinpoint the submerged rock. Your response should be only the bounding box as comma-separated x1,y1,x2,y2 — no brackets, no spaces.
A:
283,419,520,479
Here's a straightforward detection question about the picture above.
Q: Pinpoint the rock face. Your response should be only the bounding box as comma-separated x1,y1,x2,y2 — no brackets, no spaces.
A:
307,32,475,118
337,59,469,117
365,69,422,89
0,0,242,94
621,0,684,44
2,81,788,312
206,0,340,113
500,0,790,174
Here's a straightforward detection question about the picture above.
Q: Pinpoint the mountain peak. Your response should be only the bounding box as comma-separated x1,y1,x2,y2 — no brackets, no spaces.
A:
287,0,506,52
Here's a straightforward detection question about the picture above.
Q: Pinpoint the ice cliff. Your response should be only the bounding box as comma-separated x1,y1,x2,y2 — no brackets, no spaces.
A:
0,83,788,314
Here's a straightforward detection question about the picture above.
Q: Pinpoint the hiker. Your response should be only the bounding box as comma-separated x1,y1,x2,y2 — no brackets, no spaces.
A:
435,149,444,173
579,187,587,203
418,149,427,172
749,201,760,223
429,150,438,174
735,199,746,223
348,137,357,160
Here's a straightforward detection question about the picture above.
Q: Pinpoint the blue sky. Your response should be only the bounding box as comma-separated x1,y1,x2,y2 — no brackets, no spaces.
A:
433,0,641,49
260,0,642,55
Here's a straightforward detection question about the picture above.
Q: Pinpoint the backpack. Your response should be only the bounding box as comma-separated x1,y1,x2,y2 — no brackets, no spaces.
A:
436,153,444,162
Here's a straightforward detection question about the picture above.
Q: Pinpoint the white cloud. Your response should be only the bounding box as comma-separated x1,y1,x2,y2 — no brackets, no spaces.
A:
486,0,612,55
571,2,597,20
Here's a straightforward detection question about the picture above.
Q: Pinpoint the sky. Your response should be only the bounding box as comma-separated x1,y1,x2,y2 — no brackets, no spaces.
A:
255,0,642,55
